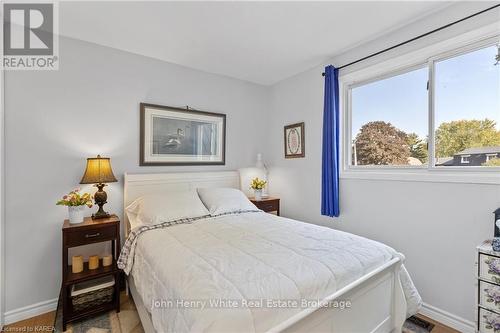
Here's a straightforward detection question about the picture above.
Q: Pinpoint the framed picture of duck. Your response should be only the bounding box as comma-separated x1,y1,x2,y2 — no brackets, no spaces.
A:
140,103,226,166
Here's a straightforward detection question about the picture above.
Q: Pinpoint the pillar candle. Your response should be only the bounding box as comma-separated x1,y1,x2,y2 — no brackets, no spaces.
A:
102,254,113,267
72,255,83,273
88,255,99,270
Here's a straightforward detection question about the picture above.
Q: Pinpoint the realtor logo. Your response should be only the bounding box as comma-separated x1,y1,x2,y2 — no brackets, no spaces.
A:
2,2,59,70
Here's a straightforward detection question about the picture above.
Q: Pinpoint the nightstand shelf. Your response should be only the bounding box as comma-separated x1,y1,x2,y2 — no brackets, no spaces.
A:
61,215,121,330
66,260,119,285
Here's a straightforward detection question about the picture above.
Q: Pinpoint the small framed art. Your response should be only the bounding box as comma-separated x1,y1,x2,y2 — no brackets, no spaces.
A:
284,122,305,158
140,103,226,166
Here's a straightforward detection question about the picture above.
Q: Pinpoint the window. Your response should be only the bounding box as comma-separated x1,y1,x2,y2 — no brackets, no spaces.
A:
434,44,500,168
351,67,428,166
347,39,500,171
487,154,497,162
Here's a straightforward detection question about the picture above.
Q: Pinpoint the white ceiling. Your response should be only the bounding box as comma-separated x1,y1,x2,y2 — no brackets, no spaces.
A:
60,1,451,85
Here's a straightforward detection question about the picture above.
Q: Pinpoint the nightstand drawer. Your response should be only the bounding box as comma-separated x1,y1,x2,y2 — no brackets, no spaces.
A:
258,202,279,212
480,280,500,313
480,253,500,284
249,197,280,216
479,307,500,333
65,225,116,247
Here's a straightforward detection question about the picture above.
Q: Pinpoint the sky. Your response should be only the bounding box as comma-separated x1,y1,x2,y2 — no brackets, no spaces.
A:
351,45,500,139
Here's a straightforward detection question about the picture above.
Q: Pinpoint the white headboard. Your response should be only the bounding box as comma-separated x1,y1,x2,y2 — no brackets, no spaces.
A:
123,171,240,234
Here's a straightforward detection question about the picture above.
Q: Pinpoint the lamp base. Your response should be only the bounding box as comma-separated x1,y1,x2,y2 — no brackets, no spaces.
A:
92,211,111,219
92,183,111,219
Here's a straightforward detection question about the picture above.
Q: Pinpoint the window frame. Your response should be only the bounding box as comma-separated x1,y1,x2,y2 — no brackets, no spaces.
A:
428,37,500,172
486,154,497,162
460,155,471,164
346,62,429,170
341,29,500,184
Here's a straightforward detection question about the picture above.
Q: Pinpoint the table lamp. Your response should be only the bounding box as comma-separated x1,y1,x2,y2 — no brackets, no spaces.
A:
80,155,118,219
238,153,269,198
256,153,269,198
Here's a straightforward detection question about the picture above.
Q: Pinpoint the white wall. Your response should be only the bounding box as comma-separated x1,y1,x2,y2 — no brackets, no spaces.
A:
3,0,499,326
4,36,269,313
0,65,5,327
265,2,500,325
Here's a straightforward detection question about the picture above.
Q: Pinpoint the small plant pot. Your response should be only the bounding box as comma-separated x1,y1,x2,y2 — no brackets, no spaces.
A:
254,189,263,201
493,237,500,252
68,206,85,224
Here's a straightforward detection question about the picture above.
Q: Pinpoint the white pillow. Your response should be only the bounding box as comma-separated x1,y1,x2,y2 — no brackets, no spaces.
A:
125,190,210,230
197,188,258,216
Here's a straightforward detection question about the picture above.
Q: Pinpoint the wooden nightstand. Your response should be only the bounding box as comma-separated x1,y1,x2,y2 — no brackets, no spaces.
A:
250,197,280,216
62,215,121,330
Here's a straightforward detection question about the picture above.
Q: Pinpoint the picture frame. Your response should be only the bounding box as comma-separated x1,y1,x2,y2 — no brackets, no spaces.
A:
284,122,305,158
140,103,226,166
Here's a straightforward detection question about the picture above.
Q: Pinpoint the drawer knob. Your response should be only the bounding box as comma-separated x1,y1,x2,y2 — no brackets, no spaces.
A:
85,232,101,238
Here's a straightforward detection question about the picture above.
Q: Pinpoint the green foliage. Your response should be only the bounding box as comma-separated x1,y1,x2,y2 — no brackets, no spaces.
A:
483,158,500,167
435,119,500,157
354,119,500,166
355,121,410,165
407,133,428,163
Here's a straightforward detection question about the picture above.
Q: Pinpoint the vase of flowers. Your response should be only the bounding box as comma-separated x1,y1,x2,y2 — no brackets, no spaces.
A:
57,188,93,224
250,177,267,201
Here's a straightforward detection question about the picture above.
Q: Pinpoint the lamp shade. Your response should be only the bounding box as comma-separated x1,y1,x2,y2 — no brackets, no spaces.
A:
80,155,118,184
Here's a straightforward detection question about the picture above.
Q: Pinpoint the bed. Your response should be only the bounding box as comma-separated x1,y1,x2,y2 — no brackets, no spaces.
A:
121,171,421,333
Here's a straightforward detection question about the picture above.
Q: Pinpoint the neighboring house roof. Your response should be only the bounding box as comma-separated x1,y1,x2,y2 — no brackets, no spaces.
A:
454,146,500,155
435,157,453,166
407,157,423,166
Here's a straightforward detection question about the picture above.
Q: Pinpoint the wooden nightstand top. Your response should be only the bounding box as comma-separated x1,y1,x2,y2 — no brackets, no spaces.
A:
63,215,119,230
249,197,279,203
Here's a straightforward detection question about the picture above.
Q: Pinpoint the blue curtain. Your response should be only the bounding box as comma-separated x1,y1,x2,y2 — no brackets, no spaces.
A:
321,65,340,217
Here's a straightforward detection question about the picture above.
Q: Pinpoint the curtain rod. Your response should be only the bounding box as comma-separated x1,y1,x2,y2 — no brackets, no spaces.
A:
322,4,500,76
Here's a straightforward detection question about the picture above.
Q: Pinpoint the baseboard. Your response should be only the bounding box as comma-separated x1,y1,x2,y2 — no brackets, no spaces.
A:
420,302,475,333
4,298,58,325
1,297,476,331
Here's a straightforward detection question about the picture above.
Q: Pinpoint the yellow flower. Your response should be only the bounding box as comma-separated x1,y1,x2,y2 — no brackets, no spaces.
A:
250,177,267,190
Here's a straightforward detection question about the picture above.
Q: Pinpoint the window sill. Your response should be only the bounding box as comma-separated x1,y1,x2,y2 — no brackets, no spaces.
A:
340,169,500,185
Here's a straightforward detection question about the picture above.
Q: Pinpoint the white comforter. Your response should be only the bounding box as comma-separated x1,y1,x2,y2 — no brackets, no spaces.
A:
127,212,421,333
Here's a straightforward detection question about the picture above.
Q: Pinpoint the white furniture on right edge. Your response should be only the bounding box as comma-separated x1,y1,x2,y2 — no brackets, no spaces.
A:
477,241,500,332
